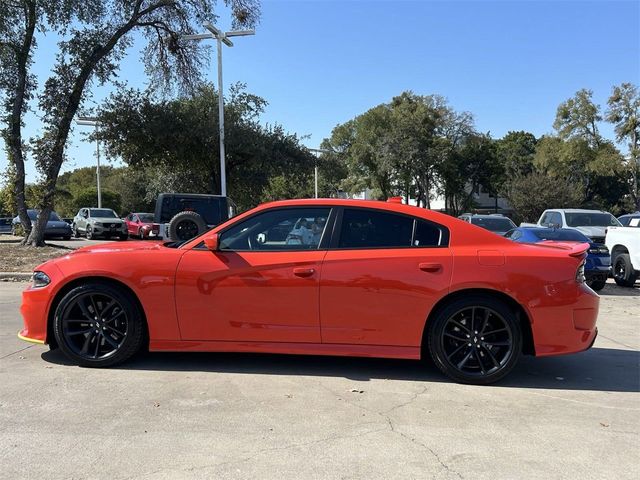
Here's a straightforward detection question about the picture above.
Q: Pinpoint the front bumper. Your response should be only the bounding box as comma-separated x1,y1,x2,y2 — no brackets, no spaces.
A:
18,264,63,345
92,223,127,236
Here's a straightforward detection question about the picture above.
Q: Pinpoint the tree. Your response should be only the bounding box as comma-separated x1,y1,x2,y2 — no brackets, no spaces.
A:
502,172,585,224
95,84,315,211
606,82,640,210
1,0,260,246
72,187,122,214
553,89,603,147
495,131,537,177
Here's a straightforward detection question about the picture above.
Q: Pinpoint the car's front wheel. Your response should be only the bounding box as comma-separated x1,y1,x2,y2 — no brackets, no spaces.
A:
85,225,94,239
427,296,522,385
53,282,145,367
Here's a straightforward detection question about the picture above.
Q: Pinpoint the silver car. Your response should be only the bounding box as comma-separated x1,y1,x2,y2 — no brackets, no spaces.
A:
72,208,127,240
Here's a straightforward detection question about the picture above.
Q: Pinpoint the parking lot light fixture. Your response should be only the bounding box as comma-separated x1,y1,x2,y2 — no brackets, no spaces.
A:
76,116,102,208
181,23,255,197
308,148,332,199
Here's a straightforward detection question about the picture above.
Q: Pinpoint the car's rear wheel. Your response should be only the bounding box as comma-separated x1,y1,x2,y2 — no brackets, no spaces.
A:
612,253,637,287
428,296,522,385
53,283,144,367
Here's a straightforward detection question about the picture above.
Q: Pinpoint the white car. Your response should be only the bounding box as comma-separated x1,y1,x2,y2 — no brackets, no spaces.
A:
72,208,128,240
536,209,621,243
606,226,640,287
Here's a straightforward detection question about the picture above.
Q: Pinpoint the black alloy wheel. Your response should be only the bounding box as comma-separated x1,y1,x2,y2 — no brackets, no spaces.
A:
428,297,522,384
54,283,144,367
175,219,199,241
613,253,637,287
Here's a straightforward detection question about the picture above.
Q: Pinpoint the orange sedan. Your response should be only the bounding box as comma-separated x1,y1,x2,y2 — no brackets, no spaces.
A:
19,199,599,384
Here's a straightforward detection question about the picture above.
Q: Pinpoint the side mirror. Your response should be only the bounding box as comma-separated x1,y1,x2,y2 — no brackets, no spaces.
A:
204,234,219,251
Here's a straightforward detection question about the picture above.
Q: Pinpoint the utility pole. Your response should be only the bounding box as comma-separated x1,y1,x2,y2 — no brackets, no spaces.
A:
181,23,255,197
76,116,102,208
308,148,332,198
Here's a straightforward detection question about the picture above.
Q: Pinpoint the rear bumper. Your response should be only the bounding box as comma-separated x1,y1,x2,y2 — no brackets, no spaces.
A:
529,283,599,357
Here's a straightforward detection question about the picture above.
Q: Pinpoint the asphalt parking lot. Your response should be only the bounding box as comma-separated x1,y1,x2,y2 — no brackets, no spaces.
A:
0,281,638,480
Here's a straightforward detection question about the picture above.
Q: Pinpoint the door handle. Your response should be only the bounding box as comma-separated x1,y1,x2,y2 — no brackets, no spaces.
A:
293,267,316,278
419,262,442,273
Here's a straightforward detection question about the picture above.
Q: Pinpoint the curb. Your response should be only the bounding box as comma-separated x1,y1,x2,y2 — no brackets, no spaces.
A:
0,272,32,282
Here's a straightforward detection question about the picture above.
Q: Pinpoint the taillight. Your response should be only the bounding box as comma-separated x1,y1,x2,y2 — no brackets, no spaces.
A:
576,261,586,284
588,245,609,254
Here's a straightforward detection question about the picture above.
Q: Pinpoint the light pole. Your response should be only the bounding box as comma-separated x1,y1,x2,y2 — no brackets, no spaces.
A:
181,23,255,197
308,148,331,198
76,116,102,208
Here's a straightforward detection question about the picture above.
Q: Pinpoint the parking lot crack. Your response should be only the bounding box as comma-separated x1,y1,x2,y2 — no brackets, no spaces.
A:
0,344,32,360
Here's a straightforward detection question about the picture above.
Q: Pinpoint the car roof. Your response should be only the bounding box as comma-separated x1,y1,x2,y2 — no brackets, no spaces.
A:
545,209,608,213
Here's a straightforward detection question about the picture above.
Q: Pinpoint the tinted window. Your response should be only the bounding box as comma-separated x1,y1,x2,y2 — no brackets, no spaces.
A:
532,229,589,241
565,212,620,227
470,217,516,232
414,220,443,247
339,209,413,248
159,197,224,225
220,208,330,251
89,209,118,218
138,213,154,223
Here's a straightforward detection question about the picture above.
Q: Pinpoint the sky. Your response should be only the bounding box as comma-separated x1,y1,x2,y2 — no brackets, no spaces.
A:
1,0,639,183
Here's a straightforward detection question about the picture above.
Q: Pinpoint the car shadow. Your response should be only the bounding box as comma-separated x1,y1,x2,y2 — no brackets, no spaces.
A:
41,346,639,393
599,282,640,296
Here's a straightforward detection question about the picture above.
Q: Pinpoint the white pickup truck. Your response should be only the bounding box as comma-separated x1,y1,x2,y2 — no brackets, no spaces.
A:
525,209,622,243
605,221,640,287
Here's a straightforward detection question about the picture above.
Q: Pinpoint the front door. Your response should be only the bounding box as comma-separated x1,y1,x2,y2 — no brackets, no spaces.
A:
320,208,452,346
175,207,333,343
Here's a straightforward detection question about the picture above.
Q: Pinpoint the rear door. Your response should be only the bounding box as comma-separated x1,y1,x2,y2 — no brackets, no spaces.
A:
320,207,452,347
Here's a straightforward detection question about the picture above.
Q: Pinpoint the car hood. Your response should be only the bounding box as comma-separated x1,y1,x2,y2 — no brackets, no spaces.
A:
47,221,70,228
91,217,124,223
574,226,607,238
72,240,165,255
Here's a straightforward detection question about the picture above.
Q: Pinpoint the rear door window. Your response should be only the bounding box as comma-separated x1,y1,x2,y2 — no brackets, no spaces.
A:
338,209,413,248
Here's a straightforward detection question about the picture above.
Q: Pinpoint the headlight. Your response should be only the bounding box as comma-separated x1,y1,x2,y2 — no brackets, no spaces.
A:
32,271,51,288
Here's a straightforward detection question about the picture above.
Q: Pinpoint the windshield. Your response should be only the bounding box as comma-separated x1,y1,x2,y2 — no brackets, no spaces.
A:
90,209,118,218
565,212,620,227
532,229,588,242
27,210,61,221
471,217,516,232
138,213,154,223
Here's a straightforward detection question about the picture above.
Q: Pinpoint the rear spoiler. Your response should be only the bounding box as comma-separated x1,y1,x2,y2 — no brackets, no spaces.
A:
533,241,590,257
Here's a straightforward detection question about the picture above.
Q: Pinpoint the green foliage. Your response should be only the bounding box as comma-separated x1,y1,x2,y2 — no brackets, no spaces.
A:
95,84,315,212
553,89,603,147
495,131,537,177
71,188,122,215
502,172,585,224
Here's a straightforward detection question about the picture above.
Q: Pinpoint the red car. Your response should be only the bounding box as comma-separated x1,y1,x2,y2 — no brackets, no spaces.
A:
18,199,599,384
124,212,158,239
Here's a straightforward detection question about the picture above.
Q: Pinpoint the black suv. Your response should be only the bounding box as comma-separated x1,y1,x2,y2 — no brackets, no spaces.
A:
154,193,233,241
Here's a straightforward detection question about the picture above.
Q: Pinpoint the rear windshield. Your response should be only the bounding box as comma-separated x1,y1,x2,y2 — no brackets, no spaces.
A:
90,209,118,218
470,217,515,232
138,213,154,223
565,212,620,227
532,229,588,242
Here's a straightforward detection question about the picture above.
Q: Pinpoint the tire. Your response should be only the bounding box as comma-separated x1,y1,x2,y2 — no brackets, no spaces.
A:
118,234,128,241
168,211,207,241
588,279,606,291
63,235,71,241
53,282,144,367
612,253,638,287
73,224,80,238
427,296,522,385
86,225,94,240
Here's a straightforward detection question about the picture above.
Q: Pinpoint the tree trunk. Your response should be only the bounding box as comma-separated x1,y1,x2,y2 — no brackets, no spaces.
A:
6,0,36,244
26,2,169,246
